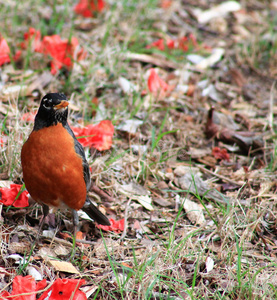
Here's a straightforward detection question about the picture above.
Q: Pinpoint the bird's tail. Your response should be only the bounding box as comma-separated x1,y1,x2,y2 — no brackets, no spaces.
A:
82,197,110,225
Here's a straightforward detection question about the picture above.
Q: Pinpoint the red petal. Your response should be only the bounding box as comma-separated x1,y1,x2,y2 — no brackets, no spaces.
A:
147,35,197,52
38,278,86,300
21,28,42,51
72,120,114,151
212,147,230,161
0,184,29,208
147,68,170,98
21,112,36,122
13,50,22,61
0,37,10,66
74,0,105,18
36,279,47,292
0,291,11,299
97,218,124,232
160,0,173,9
11,275,36,300
39,35,85,74
166,39,175,49
146,39,165,51
146,38,175,51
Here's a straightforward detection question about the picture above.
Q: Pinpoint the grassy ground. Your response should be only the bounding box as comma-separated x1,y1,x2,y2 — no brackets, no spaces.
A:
1,0,277,299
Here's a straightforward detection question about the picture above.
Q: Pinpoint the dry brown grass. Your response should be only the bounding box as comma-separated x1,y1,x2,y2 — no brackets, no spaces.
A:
1,0,277,299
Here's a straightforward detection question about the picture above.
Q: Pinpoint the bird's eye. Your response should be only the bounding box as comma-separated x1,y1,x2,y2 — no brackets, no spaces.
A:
43,99,52,109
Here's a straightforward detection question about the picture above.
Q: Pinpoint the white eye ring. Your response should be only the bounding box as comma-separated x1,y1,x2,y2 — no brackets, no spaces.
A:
43,98,52,109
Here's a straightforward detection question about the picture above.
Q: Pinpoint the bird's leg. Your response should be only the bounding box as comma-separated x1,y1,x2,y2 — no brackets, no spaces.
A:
70,209,80,257
72,209,79,240
37,204,49,238
32,204,49,246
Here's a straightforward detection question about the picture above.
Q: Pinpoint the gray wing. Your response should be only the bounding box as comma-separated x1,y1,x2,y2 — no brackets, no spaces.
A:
64,122,91,191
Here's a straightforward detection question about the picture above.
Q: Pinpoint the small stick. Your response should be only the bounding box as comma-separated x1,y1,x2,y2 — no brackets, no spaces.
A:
120,198,132,240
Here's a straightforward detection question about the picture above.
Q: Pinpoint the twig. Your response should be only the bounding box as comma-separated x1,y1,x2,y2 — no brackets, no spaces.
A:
42,236,98,246
120,198,132,240
90,184,114,203
197,164,242,186
125,52,179,69
268,81,275,134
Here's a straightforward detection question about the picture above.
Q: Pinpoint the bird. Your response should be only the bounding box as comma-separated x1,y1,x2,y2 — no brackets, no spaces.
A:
21,93,110,237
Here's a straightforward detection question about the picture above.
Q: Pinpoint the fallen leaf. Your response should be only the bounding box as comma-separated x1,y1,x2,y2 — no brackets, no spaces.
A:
26,266,43,281
121,262,133,269
81,285,98,299
205,107,264,154
195,48,225,70
202,84,223,102
48,260,80,274
119,182,154,210
212,147,230,161
118,77,138,93
183,198,205,225
177,170,231,204
229,68,247,87
94,238,121,258
133,195,154,211
116,119,143,134
205,257,214,273
195,1,241,24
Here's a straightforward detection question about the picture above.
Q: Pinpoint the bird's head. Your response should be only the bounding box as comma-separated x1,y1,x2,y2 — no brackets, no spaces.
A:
34,93,69,130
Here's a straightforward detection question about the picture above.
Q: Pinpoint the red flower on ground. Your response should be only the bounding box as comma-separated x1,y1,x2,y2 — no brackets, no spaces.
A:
72,120,114,151
160,0,172,9
39,35,86,74
146,34,198,52
20,28,86,74
21,27,42,52
146,38,175,51
0,184,29,207
13,50,22,61
21,112,36,122
0,275,47,300
147,68,174,99
74,0,105,18
0,37,10,66
39,278,86,300
97,218,124,233
0,276,86,300
212,147,230,161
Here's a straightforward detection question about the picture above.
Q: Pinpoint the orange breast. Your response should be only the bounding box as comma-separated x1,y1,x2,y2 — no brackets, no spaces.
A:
21,123,87,210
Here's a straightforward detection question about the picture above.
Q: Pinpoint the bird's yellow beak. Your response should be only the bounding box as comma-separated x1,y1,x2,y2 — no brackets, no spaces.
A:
54,100,69,110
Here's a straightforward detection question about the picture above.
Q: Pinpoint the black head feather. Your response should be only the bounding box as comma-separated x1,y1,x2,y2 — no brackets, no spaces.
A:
34,93,69,130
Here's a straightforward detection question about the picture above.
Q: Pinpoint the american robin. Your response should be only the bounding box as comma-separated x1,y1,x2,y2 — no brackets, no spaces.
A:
21,93,110,236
